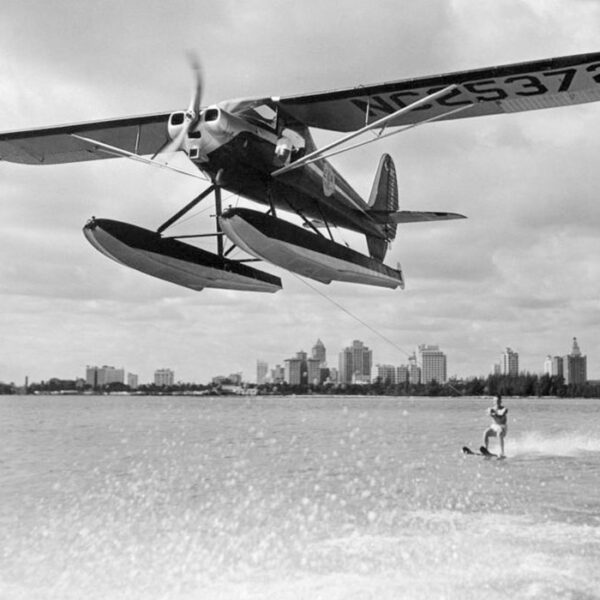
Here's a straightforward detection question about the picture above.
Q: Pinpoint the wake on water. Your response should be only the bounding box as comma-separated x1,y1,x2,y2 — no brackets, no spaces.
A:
509,431,600,457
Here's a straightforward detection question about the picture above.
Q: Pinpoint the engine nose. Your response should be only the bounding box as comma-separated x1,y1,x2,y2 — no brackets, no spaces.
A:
167,111,188,142
166,107,224,161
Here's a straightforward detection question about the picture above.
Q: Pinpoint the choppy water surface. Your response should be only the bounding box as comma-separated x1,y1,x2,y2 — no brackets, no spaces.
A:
1,395,599,599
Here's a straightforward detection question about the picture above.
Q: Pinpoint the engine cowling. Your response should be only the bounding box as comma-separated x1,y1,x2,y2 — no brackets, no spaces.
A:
167,111,188,143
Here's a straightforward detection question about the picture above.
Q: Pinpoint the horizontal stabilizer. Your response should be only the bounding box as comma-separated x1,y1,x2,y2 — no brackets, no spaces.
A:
369,210,467,224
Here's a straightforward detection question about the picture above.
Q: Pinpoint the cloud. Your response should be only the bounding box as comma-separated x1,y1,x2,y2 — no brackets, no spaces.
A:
1,0,600,383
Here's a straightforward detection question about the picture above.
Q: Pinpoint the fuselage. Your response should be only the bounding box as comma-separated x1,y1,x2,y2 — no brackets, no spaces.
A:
170,104,386,239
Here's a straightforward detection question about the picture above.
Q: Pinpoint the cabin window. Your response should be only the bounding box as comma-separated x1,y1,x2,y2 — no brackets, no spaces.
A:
241,104,278,131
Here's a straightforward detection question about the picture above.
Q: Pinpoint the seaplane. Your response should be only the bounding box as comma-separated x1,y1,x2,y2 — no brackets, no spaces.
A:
2,52,600,293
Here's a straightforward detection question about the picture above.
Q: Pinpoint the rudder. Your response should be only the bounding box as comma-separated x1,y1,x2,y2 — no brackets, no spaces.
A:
366,154,398,262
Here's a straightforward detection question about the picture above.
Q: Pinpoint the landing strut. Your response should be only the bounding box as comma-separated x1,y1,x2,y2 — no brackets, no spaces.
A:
157,183,226,256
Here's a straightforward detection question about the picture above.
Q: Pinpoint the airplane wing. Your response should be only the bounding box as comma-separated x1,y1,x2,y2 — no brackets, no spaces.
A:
0,112,171,165
4,52,600,164
275,52,600,131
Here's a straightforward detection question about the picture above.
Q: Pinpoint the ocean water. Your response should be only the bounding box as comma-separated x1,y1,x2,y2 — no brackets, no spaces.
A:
1,395,599,600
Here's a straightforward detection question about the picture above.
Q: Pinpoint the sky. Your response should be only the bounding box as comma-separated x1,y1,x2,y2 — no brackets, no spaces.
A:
1,0,600,384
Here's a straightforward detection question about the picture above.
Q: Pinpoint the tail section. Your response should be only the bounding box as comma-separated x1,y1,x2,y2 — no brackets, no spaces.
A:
366,154,398,262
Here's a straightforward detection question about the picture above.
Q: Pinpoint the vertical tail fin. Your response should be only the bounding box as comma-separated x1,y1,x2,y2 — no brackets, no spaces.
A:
366,154,398,262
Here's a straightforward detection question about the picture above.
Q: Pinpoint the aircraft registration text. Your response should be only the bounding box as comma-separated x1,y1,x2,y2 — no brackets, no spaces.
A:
351,62,600,118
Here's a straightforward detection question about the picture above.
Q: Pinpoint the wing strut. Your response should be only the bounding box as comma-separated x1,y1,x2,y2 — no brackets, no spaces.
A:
272,85,473,176
310,102,472,164
70,134,207,181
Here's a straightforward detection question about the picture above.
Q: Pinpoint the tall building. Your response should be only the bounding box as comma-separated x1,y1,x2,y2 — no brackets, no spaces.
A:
552,356,564,378
544,355,563,377
86,365,125,388
306,358,322,385
376,364,397,384
338,340,372,384
311,339,327,366
502,348,519,376
318,367,331,384
271,364,285,384
408,353,421,385
154,368,174,387
256,360,268,385
127,373,138,389
397,365,409,384
338,347,353,384
328,367,339,384
284,352,309,385
564,337,587,385
284,357,302,385
417,344,447,384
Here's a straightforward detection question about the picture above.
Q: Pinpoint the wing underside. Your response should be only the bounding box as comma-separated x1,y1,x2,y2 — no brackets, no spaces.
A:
276,52,600,131
0,113,171,165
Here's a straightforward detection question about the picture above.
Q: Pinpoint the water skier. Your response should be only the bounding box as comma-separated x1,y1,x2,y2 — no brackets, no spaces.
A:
483,395,508,458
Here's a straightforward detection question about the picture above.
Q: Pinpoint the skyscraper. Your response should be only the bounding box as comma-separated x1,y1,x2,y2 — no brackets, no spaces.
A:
544,355,563,377
417,344,447,384
283,357,302,385
284,351,309,385
311,339,327,366
553,356,564,378
564,337,587,385
306,358,322,385
338,340,372,384
256,360,268,385
408,353,421,385
127,373,138,389
338,347,353,384
502,348,519,376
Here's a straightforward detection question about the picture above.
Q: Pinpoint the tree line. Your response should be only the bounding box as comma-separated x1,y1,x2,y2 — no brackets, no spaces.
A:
257,373,600,398
2,373,599,397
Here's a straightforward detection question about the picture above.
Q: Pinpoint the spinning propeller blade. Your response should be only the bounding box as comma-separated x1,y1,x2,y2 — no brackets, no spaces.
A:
187,51,203,119
160,52,204,157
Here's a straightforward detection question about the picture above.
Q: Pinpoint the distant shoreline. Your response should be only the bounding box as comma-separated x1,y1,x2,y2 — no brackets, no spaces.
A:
2,393,599,400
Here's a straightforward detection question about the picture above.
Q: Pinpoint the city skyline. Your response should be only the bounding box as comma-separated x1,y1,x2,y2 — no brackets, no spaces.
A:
2,2,600,384
2,334,595,387
545,337,588,386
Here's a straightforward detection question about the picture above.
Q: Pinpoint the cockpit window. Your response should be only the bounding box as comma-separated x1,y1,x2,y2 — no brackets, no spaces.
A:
239,104,277,131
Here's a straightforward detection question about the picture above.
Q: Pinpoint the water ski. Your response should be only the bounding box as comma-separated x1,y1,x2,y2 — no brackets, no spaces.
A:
461,446,480,456
462,446,505,460
479,446,497,458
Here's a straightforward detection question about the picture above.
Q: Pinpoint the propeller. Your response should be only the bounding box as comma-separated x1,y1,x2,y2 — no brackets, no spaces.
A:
160,52,204,157
187,51,203,119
